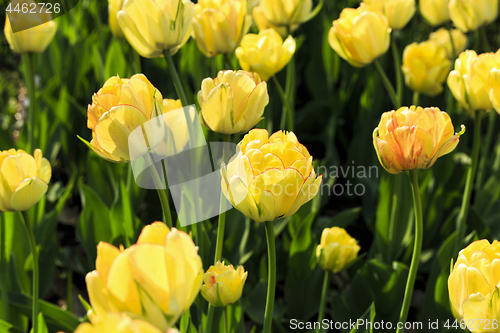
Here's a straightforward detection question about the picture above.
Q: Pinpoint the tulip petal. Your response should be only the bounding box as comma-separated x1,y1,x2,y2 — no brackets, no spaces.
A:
10,177,48,212
106,251,142,314
96,242,121,284
137,221,170,245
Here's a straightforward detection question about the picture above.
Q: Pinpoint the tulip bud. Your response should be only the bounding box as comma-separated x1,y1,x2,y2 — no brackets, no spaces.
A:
259,0,312,30
108,0,125,39
316,227,360,273
428,28,468,59
252,5,289,39
449,0,499,32
362,0,416,30
222,129,322,222
198,70,269,134
4,0,57,53
328,6,391,68
420,0,450,26
373,106,465,174
401,41,450,97
117,0,195,58
192,0,252,57
0,149,51,212
235,29,295,81
200,261,248,307
449,240,500,330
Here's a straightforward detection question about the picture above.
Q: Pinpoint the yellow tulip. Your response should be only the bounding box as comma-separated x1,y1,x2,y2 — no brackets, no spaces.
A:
117,0,195,58
252,5,289,39
0,149,51,212
428,28,468,59
328,6,391,68
4,0,57,53
316,227,360,273
75,313,163,333
487,68,500,115
259,0,312,30
221,129,322,222
401,41,450,96
448,239,500,331
198,70,269,134
108,0,125,39
235,29,295,81
449,0,499,32
362,0,416,30
373,106,465,174
448,50,499,114
192,0,252,57
200,261,248,307
419,0,450,26
85,222,203,332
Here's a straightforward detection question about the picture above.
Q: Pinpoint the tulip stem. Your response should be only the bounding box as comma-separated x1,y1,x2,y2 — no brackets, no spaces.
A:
374,60,399,109
224,53,235,71
145,152,173,228
223,307,229,333
24,53,36,153
447,25,457,59
215,134,231,263
476,110,496,191
272,76,293,132
205,305,215,333
391,34,402,107
284,59,295,131
412,91,419,107
480,27,492,53
263,220,276,333
0,213,9,322
315,270,330,333
20,211,39,333
396,170,423,333
164,51,189,106
454,111,483,255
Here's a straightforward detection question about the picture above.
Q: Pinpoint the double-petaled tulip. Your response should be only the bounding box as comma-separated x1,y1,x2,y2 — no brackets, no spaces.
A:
362,0,416,30
198,70,269,134
449,240,500,331
252,6,288,39
4,0,57,53
328,6,391,68
373,106,465,174
0,149,51,212
117,0,195,58
428,28,468,59
85,222,203,331
201,261,248,307
75,313,163,333
192,0,252,57
449,0,499,32
108,0,125,39
447,50,499,114
316,227,360,273
419,0,450,26
401,41,450,96
221,129,322,222
258,0,312,31
235,29,295,81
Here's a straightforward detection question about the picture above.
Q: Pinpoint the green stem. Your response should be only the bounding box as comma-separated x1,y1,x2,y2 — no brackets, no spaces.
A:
284,59,295,131
412,91,420,107
272,76,293,131
20,211,39,333
133,49,141,74
263,220,276,333
315,270,330,333
223,307,229,333
145,153,173,228
205,305,215,333
163,51,188,106
0,213,9,322
24,53,36,152
374,60,399,109
396,170,423,333
224,53,235,71
454,111,483,254
214,134,231,263
447,25,457,59
480,26,492,53
476,111,496,190
391,34,402,107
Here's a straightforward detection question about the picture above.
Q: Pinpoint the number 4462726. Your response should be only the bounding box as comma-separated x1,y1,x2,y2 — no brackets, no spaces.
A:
6,2,61,14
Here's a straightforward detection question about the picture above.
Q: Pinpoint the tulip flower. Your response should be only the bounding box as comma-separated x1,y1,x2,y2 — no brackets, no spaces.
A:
201,261,248,307
447,50,499,114
448,239,500,331
373,106,465,174
108,0,125,39
252,5,288,39
0,149,51,212
75,313,163,333
192,0,252,57
401,41,450,97
328,6,391,68
316,227,360,273
222,128,322,222
4,0,57,53
420,0,450,26
235,29,295,81
258,0,312,31
449,0,499,32
117,0,195,58
487,68,500,115
198,70,269,134
428,28,468,59
362,0,416,30
85,222,203,332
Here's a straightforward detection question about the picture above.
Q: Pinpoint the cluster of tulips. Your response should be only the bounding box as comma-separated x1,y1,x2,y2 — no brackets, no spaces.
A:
3,0,500,331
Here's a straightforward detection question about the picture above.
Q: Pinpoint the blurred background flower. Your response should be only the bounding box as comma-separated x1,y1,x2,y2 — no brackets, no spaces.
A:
362,0,416,30
316,227,360,273
201,261,248,307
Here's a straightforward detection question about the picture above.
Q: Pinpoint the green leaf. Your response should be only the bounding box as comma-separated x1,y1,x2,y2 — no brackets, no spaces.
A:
349,303,376,333
29,313,48,333
104,39,127,79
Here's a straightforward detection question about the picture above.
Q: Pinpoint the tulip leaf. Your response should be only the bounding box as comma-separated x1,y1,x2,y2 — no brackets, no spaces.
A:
349,303,376,333
104,39,127,79
29,313,48,333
